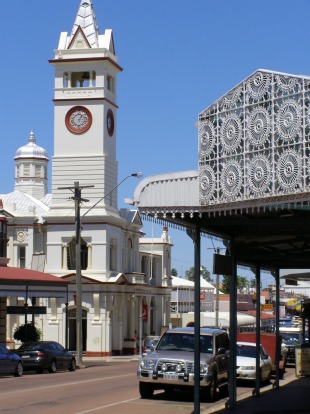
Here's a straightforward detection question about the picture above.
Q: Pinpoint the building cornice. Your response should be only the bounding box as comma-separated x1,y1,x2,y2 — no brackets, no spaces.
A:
49,57,123,72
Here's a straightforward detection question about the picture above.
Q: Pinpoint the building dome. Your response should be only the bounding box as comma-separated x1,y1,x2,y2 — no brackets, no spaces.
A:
14,131,48,160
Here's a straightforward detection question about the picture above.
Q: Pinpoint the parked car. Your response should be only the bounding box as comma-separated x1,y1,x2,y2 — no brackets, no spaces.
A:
236,342,272,383
279,326,302,364
0,343,23,377
15,341,76,373
237,332,286,379
137,327,230,402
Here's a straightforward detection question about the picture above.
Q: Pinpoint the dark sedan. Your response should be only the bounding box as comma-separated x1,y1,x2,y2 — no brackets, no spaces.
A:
15,341,76,373
0,343,23,377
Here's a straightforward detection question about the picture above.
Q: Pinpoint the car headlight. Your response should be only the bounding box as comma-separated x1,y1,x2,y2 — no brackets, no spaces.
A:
140,358,156,369
161,363,168,371
176,364,183,373
200,363,209,374
240,366,255,370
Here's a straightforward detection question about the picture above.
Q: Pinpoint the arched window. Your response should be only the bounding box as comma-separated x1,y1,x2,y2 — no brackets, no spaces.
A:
67,237,88,270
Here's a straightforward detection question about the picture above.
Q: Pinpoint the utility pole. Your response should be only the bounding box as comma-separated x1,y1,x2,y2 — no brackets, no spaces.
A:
58,182,93,368
74,182,90,368
215,247,220,328
58,173,142,366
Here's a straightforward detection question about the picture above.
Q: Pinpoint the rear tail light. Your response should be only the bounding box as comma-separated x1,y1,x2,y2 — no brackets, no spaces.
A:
37,352,46,357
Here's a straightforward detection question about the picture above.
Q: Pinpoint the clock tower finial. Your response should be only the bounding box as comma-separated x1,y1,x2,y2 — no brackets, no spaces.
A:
70,0,100,48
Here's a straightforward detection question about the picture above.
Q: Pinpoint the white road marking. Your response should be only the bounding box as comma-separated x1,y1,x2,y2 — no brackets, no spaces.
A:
1,374,134,395
75,397,140,413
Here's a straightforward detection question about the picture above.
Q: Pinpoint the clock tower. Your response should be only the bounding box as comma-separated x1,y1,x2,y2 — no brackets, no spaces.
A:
49,0,122,214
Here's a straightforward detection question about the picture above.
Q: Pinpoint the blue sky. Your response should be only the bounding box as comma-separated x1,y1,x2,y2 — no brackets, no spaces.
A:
2,0,309,287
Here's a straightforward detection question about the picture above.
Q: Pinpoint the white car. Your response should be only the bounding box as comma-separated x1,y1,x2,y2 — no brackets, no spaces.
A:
236,342,272,383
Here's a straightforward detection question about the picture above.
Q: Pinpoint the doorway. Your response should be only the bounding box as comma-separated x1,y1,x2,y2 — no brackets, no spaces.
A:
67,308,87,351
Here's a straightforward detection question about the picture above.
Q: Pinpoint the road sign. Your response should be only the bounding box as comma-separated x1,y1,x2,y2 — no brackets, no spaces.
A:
6,306,47,315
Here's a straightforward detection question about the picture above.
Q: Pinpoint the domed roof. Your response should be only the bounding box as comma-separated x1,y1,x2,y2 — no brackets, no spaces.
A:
14,131,48,160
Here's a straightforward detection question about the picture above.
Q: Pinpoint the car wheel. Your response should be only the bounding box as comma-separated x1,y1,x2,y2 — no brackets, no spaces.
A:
14,362,23,377
48,360,57,373
139,382,154,399
206,374,217,402
69,358,76,372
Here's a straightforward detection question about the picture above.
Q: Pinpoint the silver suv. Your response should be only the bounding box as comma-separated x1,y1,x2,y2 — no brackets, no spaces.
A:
137,327,229,401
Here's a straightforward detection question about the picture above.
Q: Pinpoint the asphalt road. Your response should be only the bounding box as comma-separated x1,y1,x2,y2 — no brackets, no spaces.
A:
0,361,296,414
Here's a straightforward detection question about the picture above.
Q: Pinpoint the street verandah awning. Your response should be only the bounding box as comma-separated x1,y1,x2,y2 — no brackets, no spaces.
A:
131,69,310,412
0,265,69,298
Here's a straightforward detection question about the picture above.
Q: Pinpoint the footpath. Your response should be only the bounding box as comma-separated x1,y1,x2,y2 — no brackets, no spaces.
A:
207,373,309,414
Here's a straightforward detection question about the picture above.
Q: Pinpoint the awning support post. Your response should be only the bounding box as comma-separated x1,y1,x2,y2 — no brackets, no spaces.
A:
275,268,280,389
255,265,261,396
193,225,201,414
228,238,237,409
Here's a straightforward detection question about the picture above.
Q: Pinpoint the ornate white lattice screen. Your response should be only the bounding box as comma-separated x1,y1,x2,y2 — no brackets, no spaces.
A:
198,69,310,210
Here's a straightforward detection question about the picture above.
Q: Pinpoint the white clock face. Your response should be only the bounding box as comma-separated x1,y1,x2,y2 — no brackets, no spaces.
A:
70,110,89,129
65,106,92,134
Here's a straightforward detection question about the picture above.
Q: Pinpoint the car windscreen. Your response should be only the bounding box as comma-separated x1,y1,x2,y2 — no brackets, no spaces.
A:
237,344,256,358
281,333,301,344
156,333,213,353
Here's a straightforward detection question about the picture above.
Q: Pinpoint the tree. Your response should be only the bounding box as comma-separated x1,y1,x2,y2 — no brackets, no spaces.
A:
237,276,249,293
249,278,256,289
221,275,231,294
13,323,42,343
220,275,249,294
171,268,178,276
185,265,212,282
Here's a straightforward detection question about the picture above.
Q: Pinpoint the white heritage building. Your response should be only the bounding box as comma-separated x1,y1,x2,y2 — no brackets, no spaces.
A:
1,0,173,356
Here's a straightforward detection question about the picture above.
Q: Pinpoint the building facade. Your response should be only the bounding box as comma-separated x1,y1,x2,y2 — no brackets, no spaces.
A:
1,0,172,356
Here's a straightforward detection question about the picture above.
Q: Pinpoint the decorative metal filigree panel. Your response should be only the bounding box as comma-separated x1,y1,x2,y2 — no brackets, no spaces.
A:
198,69,310,208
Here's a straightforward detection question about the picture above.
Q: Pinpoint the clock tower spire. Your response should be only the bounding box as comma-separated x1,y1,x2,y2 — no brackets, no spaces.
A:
49,0,122,215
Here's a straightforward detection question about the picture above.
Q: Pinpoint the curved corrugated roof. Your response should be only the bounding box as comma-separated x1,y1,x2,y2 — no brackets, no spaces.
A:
14,131,48,160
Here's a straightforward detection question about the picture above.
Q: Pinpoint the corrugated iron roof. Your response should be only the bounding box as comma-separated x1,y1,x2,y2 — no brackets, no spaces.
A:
0,266,67,284
0,190,50,221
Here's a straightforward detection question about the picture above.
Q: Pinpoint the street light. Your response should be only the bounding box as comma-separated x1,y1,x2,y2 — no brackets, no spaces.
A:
60,172,143,368
0,199,8,258
82,172,143,219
